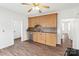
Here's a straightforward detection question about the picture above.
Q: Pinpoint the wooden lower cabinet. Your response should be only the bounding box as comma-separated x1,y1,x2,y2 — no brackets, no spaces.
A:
37,33,46,44
45,33,56,47
33,32,56,47
32,32,38,42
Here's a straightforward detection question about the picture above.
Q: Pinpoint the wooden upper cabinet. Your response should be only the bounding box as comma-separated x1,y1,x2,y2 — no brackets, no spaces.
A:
28,13,57,27
28,17,40,27
49,14,57,27
28,18,32,27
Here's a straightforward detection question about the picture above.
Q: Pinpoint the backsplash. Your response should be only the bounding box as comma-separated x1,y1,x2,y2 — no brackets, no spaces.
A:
27,27,57,33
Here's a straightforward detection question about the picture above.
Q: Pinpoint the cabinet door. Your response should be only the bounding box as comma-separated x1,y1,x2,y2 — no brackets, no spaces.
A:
37,33,45,44
33,32,45,44
46,33,56,47
32,32,38,42
28,17,40,27
50,14,57,27
28,18,32,27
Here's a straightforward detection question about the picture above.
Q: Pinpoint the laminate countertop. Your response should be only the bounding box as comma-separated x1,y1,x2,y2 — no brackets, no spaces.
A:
27,31,57,34
27,27,57,34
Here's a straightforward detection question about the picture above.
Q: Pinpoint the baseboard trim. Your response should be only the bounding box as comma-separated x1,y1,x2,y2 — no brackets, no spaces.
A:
56,44,61,46
14,37,21,40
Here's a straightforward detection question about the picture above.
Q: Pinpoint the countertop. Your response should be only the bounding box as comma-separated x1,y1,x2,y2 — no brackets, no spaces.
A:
27,27,57,34
27,31,57,34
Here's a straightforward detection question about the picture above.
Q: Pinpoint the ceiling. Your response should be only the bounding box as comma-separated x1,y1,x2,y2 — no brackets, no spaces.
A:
0,3,79,17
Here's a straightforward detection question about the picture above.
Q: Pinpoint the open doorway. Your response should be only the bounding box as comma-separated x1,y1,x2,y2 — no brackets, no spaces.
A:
61,19,73,48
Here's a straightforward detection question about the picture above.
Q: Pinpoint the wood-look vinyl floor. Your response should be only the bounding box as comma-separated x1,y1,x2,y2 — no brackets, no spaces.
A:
0,39,65,56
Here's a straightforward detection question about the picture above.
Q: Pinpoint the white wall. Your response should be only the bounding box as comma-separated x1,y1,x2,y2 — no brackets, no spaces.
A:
57,7,79,49
70,19,79,49
21,15,28,41
13,12,28,41
0,6,28,49
14,20,21,39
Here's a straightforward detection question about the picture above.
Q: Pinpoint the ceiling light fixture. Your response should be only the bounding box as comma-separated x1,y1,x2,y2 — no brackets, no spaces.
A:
32,6,40,10
22,3,50,13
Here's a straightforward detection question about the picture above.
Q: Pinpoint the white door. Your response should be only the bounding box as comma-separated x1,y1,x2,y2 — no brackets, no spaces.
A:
14,20,21,39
